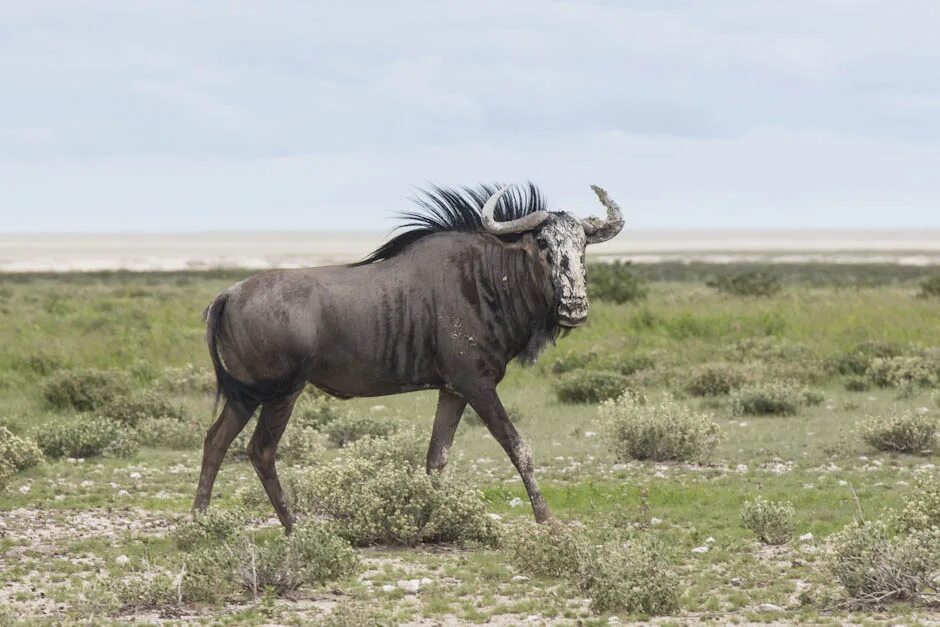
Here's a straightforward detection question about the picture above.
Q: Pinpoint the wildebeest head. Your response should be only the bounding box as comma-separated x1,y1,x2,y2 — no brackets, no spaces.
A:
481,185,625,327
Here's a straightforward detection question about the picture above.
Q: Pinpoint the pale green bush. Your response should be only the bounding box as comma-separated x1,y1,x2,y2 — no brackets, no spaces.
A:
290,433,496,547
323,413,397,447
229,522,358,596
159,363,215,395
42,368,130,411
99,391,184,427
601,394,720,462
731,382,806,416
35,416,139,459
828,520,940,605
173,508,247,551
0,426,43,489
502,520,588,578
861,411,937,454
279,426,328,463
740,496,795,545
897,475,940,534
685,362,749,397
292,395,351,431
556,370,632,404
580,537,680,616
135,416,203,450
867,356,940,389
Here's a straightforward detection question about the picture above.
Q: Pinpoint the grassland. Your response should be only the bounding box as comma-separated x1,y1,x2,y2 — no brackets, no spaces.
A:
1,266,939,625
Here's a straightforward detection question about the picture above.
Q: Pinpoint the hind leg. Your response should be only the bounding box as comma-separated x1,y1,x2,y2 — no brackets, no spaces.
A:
426,390,467,473
247,391,301,532
193,399,259,512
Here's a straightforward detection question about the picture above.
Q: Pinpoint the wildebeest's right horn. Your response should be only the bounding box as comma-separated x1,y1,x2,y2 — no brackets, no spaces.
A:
481,185,551,235
581,184,625,244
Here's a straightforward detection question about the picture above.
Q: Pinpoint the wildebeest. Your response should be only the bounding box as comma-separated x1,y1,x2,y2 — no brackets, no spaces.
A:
192,183,624,530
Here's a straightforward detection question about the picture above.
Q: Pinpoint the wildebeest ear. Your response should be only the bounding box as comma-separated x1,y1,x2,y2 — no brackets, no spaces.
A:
582,185,625,244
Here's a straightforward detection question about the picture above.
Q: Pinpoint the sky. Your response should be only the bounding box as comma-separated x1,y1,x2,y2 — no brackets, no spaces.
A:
1,1,939,233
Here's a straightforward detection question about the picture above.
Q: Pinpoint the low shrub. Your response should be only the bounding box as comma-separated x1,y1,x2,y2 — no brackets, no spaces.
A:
549,350,598,375
555,370,631,404
866,356,940,389
343,427,426,467
0,426,43,489
832,341,904,377
918,274,940,299
35,416,139,459
323,413,397,448
686,362,748,397
290,433,497,547
503,521,588,579
229,522,358,596
114,570,184,610
707,271,781,297
314,602,383,627
587,261,649,304
580,537,680,616
615,353,655,377
279,426,328,463
731,382,806,416
861,411,937,454
99,391,185,427
600,394,720,462
740,496,795,545
897,475,940,534
173,508,247,551
844,376,871,392
159,364,216,395
828,520,940,605
135,417,203,450
292,396,351,431
42,368,130,411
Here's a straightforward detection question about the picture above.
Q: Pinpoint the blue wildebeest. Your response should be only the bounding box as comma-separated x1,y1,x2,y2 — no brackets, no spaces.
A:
193,183,625,530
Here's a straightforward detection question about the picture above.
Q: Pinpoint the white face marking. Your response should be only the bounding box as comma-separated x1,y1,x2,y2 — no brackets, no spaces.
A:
536,214,589,326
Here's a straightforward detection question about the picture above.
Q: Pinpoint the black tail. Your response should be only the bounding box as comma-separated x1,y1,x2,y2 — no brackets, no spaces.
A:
205,293,305,413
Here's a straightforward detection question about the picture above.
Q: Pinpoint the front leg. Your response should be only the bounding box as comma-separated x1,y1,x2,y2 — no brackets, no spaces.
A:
463,386,553,523
426,390,467,473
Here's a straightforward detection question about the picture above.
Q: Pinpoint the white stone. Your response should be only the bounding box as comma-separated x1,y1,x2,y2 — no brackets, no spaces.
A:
508,497,523,507
735,464,748,473
380,584,396,593
66,458,77,464
653,471,667,479
608,617,621,624
650,517,662,526
486,513,503,522
837,480,848,486
115,555,130,567
118,489,130,497
17,485,30,494
584,431,597,438
511,575,530,582
611,463,627,471
526,616,540,623
129,472,142,480
799,533,814,543
691,545,709,553
397,579,421,594
705,536,715,545
759,603,784,612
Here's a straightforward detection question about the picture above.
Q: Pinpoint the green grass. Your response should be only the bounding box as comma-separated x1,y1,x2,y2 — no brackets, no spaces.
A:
1,268,939,624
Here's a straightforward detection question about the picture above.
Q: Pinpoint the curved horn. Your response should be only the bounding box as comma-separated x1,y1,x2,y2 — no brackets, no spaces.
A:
481,184,551,235
581,184,625,244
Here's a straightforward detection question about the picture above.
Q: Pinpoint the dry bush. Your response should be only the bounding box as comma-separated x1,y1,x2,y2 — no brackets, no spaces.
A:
730,382,807,416
502,520,588,578
866,356,940,389
99,391,185,427
861,411,937,454
686,362,749,397
42,368,131,411
135,416,203,450
159,364,216,395
0,426,43,489
740,496,795,545
580,537,680,616
555,370,632,404
323,413,398,448
289,430,497,547
173,508,247,551
601,393,720,462
278,426,328,463
35,416,139,459
898,475,940,533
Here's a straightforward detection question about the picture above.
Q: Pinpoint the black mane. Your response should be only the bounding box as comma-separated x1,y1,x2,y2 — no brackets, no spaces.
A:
354,183,548,265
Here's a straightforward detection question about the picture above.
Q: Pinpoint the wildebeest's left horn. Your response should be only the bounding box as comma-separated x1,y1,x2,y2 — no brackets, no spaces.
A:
481,185,551,235
581,184,625,244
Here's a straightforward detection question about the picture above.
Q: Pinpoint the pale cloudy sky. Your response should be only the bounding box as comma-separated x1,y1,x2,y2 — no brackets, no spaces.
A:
1,1,938,232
